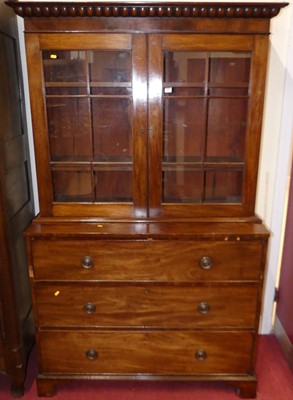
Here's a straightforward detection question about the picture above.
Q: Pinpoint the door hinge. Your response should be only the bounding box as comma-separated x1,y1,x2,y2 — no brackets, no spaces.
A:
274,287,280,303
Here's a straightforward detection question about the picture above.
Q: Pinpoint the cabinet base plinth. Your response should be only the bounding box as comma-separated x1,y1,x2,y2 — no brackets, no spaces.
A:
36,374,258,398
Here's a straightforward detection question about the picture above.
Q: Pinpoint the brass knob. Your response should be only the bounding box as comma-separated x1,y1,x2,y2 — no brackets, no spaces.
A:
199,256,213,270
83,303,96,314
195,349,207,361
198,301,210,314
81,256,94,269
86,348,98,360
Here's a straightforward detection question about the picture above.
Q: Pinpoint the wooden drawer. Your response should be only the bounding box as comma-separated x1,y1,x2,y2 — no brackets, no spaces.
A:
34,283,258,328
38,330,254,375
31,239,264,281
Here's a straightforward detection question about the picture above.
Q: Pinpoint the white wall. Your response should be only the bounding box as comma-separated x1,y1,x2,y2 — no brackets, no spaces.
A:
16,0,293,333
257,2,293,333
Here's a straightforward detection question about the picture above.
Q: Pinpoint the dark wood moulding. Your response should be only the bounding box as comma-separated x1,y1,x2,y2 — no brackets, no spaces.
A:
5,1,289,19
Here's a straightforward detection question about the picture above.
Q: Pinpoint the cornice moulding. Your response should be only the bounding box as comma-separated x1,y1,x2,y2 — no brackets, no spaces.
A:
5,1,289,19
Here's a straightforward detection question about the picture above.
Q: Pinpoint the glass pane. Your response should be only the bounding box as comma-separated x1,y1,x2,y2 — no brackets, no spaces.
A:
52,169,92,202
163,168,202,203
43,51,87,83
43,48,134,206
89,51,131,83
161,51,251,207
163,99,205,162
47,98,91,161
206,98,248,161
204,170,243,203
92,98,132,161
94,169,132,202
209,52,251,85
164,52,206,83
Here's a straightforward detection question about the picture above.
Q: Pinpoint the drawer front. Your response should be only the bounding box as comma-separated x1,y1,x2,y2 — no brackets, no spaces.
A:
38,330,254,375
31,239,263,281
35,283,258,328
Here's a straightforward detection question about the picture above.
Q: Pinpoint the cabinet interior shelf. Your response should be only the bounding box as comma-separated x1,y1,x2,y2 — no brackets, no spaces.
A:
45,82,132,87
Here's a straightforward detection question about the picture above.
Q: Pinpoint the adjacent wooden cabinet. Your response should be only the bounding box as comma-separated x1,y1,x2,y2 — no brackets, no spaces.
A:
0,3,35,395
6,1,288,398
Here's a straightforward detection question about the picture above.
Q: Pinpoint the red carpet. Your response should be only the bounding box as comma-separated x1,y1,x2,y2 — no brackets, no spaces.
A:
1,335,293,399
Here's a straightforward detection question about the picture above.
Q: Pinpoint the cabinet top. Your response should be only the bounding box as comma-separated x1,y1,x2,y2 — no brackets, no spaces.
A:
5,1,288,19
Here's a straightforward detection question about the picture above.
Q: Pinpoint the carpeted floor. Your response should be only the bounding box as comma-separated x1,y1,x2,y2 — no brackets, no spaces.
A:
1,335,293,399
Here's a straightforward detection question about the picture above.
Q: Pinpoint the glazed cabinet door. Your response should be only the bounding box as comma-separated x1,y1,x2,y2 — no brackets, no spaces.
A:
25,32,268,219
148,34,268,218
25,33,147,218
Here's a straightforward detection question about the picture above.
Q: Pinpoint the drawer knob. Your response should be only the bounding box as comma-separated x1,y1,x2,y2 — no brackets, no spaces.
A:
198,301,210,314
86,348,98,361
195,349,207,361
81,256,94,269
199,256,213,270
83,302,96,314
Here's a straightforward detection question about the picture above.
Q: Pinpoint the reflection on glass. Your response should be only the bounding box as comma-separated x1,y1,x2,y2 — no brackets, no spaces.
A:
92,98,132,161
94,169,132,202
164,52,206,83
207,98,248,161
89,51,131,83
47,98,91,161
209,52,251,84
163,98,205,162
52,170,92,202
163,168,202,203
204,170,243,203
43,51,87,83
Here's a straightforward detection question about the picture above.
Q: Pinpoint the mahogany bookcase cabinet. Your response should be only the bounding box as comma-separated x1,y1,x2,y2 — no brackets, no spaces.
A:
7,1,288,398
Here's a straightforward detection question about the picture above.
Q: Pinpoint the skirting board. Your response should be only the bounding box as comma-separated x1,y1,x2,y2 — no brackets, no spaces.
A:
274,316,293,374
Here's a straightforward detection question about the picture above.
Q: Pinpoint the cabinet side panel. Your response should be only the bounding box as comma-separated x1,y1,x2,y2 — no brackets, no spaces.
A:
25,34,53,216
243,35,269,215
